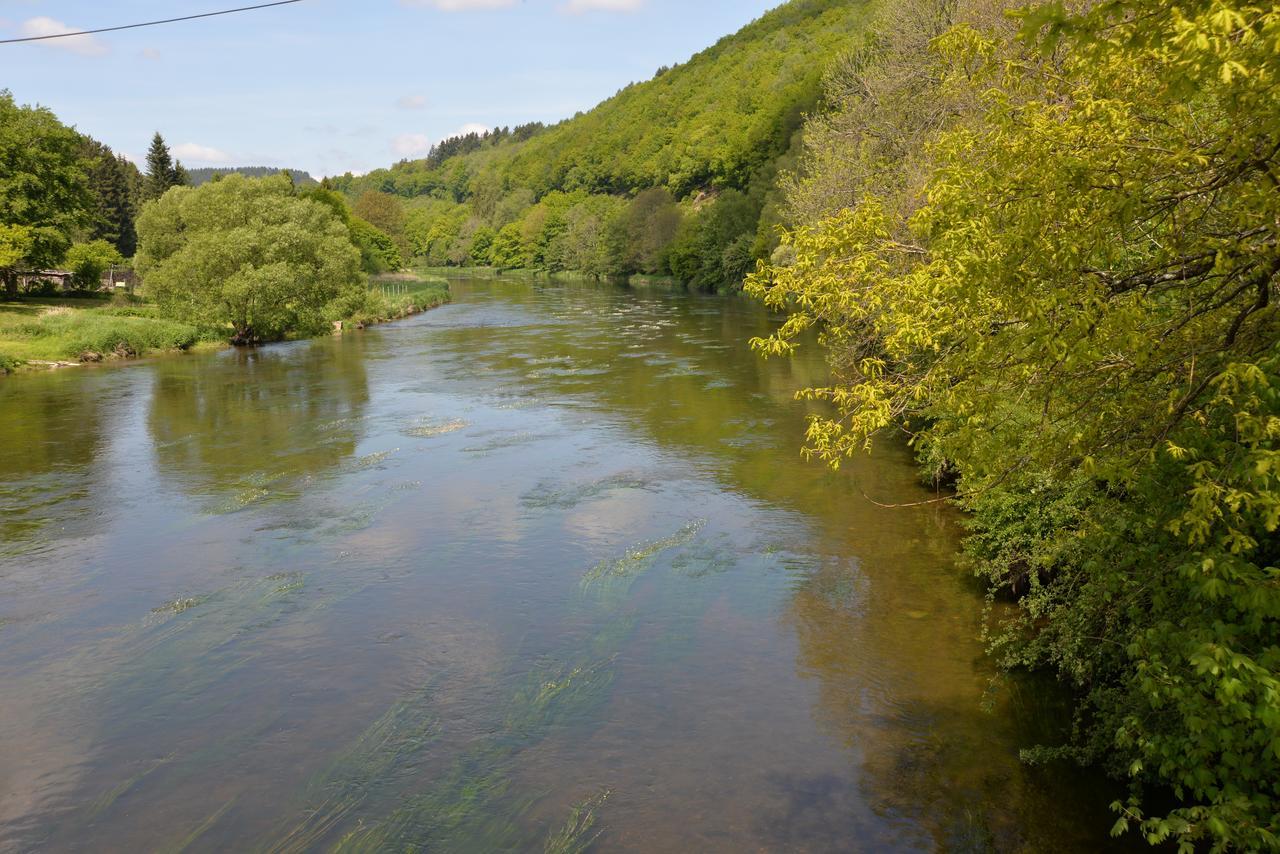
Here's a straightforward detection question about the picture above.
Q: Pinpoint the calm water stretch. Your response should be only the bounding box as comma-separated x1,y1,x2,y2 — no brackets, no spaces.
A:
0,280,1117,852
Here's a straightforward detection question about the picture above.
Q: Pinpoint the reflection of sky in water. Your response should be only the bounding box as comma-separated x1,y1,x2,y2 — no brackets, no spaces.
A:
0,279,1120,852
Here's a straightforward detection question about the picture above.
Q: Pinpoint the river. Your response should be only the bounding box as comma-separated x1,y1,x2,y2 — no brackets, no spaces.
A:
0,278,1118,852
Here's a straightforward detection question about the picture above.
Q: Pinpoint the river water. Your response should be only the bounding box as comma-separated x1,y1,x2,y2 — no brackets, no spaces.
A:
0,279,1117,852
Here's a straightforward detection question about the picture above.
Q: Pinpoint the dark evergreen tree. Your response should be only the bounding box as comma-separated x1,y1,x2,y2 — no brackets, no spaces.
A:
79,136,139,257
145,132,178,200
172,159,190,189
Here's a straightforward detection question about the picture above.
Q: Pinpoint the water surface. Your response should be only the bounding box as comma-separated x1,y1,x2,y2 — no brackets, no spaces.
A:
0,279,1116,851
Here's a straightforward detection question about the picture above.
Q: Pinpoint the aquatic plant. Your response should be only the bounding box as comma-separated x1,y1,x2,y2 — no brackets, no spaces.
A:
544,791,611,854
581,519,707,593
520,473,655,511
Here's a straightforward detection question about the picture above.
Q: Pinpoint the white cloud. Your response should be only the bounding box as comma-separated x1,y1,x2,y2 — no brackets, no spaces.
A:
391,133,432,157
18,17,107,56
397,94,427,110
400,0,518,9
390,123,491,159
140,48,162,61
449,122,491,137
171,143,232,165
559,0,643,11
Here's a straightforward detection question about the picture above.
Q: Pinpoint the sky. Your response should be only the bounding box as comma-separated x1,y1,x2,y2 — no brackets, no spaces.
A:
0,0,782,178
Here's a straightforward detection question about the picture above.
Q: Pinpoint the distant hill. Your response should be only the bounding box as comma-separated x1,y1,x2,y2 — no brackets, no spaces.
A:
187,167,318,187
329,0,879,291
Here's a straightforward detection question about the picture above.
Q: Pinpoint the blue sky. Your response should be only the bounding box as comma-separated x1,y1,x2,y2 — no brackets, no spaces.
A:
0,0,781,178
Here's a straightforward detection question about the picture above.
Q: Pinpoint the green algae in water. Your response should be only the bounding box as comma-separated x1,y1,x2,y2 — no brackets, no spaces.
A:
581,519,707,593
462,431,557,455
520,472,656,511
403,419,469,439
152,597,203,616
266,683,443,854
669,535,736,579
161,795,238,854
544,791,611,854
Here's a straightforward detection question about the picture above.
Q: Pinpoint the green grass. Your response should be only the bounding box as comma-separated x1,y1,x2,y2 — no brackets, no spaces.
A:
344,276,451,327
0,301,200,363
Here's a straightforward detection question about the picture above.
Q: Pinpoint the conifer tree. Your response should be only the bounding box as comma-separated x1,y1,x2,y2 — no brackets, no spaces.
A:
145,132,177,200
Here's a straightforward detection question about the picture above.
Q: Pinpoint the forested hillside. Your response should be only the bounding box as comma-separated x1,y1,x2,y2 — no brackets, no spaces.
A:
329,0,878,290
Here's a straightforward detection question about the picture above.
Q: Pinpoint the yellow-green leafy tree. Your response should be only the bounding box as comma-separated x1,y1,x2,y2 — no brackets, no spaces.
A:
748,0,1279,847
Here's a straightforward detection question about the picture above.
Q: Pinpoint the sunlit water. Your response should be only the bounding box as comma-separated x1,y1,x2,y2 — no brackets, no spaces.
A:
0,279,1119,852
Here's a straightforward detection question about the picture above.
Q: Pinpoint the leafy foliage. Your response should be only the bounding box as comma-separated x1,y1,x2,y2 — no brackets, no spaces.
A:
136,174,362,344
65,240,124,289
186,167,318,187
0,90,93,291
748,0,1280,846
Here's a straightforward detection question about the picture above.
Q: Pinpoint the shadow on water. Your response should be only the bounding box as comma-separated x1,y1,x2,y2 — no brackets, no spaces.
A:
0,277,1124,851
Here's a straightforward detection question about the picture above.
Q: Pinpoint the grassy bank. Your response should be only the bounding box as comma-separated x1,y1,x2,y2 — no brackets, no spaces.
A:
0,297,205,371
352,274,451,326
0,276,451,375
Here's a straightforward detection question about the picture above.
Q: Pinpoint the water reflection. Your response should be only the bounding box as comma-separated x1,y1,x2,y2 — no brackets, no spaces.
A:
0,370,116,557
148,339,370,510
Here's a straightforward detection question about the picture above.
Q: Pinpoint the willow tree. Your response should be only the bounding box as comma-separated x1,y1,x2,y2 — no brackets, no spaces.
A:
748,0,1279,847
136,174,362,344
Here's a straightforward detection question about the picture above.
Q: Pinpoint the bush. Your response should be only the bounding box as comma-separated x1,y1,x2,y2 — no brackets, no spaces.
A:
66,240,124,289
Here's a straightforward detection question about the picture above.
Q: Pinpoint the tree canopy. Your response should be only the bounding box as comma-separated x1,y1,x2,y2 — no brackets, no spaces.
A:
0,90,93,290
136,174,362,344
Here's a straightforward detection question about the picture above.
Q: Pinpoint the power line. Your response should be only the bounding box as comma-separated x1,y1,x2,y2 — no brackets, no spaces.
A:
0,0,306,46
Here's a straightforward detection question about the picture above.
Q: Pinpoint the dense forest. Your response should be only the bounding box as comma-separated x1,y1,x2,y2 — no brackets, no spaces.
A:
327,0,878,291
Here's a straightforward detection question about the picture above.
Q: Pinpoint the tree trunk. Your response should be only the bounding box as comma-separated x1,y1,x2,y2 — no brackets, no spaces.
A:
230,326,257,347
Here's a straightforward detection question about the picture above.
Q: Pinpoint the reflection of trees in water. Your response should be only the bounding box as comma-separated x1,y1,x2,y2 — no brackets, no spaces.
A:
0,371,116,553
148,340,370,503
782,550,1123,852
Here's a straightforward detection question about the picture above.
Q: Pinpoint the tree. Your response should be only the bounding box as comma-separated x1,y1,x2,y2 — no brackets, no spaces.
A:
348,216,403,273
352,191,408,254
144,133,187,200
624,188,682,275
747,0,1280,846
136,174,362,345
0,225,35,297
65,240,124,290
80,136,141,257
667,190,758,291
0,90,92,294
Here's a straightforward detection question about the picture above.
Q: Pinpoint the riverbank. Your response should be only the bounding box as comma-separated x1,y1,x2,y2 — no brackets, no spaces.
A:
0,297,209,373
0,275,451,375
415,265,682,290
